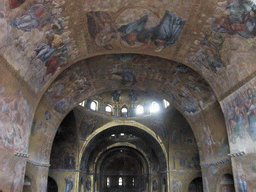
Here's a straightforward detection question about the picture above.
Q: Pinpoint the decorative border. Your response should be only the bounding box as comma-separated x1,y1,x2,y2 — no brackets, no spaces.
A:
14,152,29,158
200,158,231,167
228,151,246,157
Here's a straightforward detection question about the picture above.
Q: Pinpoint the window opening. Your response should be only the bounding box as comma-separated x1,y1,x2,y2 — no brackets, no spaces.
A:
163,99,170,108
150,101,160,113
105,105,112,112
136,105,144,115
121,108,127,113
121,107,128,117
79,100,85,107
90,101,97,111
119,177,123,186
107,177,110,187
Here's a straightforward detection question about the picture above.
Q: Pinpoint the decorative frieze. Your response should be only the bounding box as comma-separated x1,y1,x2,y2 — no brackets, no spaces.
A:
200,158,231,167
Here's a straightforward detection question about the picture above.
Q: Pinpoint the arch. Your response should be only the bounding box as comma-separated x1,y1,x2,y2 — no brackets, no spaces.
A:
216,174,235,192
95,142,151,168
105,105,112,113
150,101,160,113
188,177,203,192
90,100,97,111
44,52,214,97
23,176,32,192
35,53,219,122
136,105,144,115
78,123,169,192
78,121,168,169
47,177,58,192
94,146,150,191
28,51,226,166
25,53,230,192
121,106,128,117
95,146,149,174
163,99,170,108
80,125,167,174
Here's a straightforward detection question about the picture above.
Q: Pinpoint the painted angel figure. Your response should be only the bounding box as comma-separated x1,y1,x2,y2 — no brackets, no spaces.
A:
12,4,47,31
118,10,186,51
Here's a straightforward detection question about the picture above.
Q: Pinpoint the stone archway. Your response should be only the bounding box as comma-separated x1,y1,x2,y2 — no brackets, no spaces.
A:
96,146,149,192
217,174,235,192
188,177,203,192
47,177,58,192
79,125,168,192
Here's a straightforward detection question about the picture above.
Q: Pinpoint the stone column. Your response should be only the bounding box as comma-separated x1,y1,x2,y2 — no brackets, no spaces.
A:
25,160,50,192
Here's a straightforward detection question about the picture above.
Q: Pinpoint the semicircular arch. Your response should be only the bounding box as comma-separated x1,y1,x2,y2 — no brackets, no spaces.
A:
78,120,168,170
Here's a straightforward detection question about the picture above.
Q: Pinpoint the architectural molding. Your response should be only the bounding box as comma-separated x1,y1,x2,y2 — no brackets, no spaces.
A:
27,160,51,168
228,151,246,158
219,70,256,101
164,170,201,173
14,152,29,158
200,158,231,167
49,169,78,172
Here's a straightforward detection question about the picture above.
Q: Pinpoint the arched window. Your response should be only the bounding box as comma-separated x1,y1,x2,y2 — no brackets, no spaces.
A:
163,99,170,108
136,105,144,115
105,105,112,112
119,177,123,186
150,101,160,113
90,101,97,111
79,100,85,107
218,174,235,192
121,107,128,117
47,177,58,192
23,175,32,192
188,177,203,192
107,177,110,187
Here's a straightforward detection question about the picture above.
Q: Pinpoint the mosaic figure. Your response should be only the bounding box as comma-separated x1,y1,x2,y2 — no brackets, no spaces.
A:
65,175,74,192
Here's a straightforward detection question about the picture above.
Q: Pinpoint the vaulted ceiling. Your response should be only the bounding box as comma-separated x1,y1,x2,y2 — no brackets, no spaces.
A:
3,0,256,191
